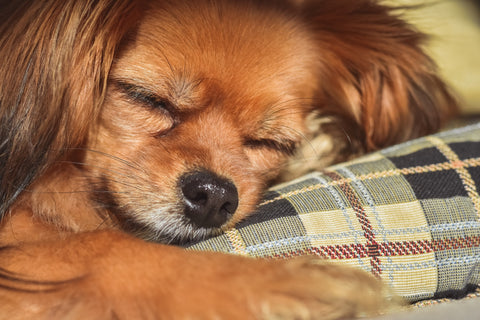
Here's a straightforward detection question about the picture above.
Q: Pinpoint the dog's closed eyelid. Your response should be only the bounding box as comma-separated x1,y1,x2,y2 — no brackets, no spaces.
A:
244,138,297,156
114,81,174,113
132,92,170,111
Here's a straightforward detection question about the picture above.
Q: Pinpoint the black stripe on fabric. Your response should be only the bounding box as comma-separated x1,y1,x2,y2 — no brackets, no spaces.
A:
449,141,480,160
388,146,472,200
388,147,448,168
467,166,480,192
402,170,468,199
236,191,298,228
433,284,479,300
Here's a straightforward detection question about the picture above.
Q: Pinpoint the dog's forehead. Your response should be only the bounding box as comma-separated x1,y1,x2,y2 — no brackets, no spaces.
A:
112,0,319,112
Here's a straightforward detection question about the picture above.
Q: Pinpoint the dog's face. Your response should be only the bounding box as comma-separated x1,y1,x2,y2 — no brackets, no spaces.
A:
84,1,319,243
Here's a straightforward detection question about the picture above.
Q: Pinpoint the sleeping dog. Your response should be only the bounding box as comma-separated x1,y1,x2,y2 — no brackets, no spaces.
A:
0,0,456,318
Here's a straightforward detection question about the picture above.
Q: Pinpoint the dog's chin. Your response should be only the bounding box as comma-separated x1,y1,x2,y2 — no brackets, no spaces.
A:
120,210,223,245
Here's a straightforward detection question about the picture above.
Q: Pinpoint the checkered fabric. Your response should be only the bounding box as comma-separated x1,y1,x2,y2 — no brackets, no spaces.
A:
188,123,480,302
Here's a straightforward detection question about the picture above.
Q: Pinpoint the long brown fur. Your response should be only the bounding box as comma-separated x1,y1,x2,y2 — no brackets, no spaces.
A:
0,0,457,319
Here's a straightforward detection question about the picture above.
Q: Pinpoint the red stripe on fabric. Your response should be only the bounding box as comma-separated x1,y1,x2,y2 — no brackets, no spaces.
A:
270,236,480,260
323,171,382,277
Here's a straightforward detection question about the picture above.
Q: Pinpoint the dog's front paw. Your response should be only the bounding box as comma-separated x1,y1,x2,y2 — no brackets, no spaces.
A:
240,258,392,320
133,250,394,320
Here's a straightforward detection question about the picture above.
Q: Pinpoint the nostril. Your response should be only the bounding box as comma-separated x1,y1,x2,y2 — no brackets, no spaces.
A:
183,188,208,205
220,202,234,215
180,170,239,228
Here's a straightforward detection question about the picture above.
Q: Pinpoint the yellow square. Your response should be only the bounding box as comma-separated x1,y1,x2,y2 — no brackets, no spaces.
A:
367,201,432,243
381,254,437,299
300,208,365,247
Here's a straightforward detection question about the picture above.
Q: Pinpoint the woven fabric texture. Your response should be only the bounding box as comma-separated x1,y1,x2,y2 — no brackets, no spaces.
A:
187,123,480,302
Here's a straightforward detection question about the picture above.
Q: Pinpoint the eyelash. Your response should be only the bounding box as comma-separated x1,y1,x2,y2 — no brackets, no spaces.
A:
244,138,297,156
116,81,172,113
131,91,169,111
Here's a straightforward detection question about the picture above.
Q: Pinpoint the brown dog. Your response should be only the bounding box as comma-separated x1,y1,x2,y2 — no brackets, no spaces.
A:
0,0,456,318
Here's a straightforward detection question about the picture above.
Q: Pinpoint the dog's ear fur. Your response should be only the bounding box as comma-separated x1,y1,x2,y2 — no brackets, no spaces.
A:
302,0,458,151
0,0,141,216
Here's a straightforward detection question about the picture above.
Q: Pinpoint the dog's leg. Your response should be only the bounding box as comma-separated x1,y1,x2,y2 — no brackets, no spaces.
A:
0,230,391,319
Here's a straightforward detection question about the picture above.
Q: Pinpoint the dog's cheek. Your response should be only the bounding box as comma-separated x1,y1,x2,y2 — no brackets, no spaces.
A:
84,122,176,208
244,149,286,181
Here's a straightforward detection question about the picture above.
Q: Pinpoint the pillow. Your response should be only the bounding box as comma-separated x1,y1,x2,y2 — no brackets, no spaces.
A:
187,122,480,302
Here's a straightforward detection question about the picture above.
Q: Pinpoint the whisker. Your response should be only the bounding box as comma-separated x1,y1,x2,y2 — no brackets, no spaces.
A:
61,148,146,174
55,160,148,182
89,177,149,193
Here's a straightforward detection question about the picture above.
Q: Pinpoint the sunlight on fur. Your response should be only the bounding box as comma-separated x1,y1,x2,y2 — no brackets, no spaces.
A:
0,0,457,319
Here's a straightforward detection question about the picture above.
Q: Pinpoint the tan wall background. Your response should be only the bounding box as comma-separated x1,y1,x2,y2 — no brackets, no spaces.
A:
388,0,480,114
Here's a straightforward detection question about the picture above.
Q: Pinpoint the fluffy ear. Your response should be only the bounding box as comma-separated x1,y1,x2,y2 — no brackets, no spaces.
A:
302,0,458,151
0,0,141,216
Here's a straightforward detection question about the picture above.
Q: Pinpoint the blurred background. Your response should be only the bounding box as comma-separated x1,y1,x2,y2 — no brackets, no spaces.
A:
388,0,480,115
385,0,480,115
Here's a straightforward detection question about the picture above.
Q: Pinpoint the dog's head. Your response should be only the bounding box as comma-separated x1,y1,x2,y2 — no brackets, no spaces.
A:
84,0,321,242
0,0,457,243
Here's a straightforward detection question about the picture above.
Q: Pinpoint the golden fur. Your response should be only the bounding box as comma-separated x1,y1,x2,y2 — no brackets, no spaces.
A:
0,0,457,318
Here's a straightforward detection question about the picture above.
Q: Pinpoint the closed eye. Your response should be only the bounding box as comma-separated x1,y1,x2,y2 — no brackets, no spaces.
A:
114,81,173,113
244,138,297,156
112,80,178,137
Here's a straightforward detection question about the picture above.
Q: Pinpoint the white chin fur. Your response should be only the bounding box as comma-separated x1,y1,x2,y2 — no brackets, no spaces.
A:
133,209,221,244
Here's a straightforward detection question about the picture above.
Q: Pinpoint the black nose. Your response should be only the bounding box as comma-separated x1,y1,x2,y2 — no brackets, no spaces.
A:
180,171,239,228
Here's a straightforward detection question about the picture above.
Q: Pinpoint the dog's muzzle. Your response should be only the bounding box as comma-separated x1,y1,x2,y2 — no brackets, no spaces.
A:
179,170,238,228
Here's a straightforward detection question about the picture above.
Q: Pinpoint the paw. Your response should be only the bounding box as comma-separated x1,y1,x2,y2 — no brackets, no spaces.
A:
138,252,395,319
243,258,393,319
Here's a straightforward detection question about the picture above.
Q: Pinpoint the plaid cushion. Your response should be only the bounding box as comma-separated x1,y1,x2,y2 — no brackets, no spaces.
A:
187,123,480,302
